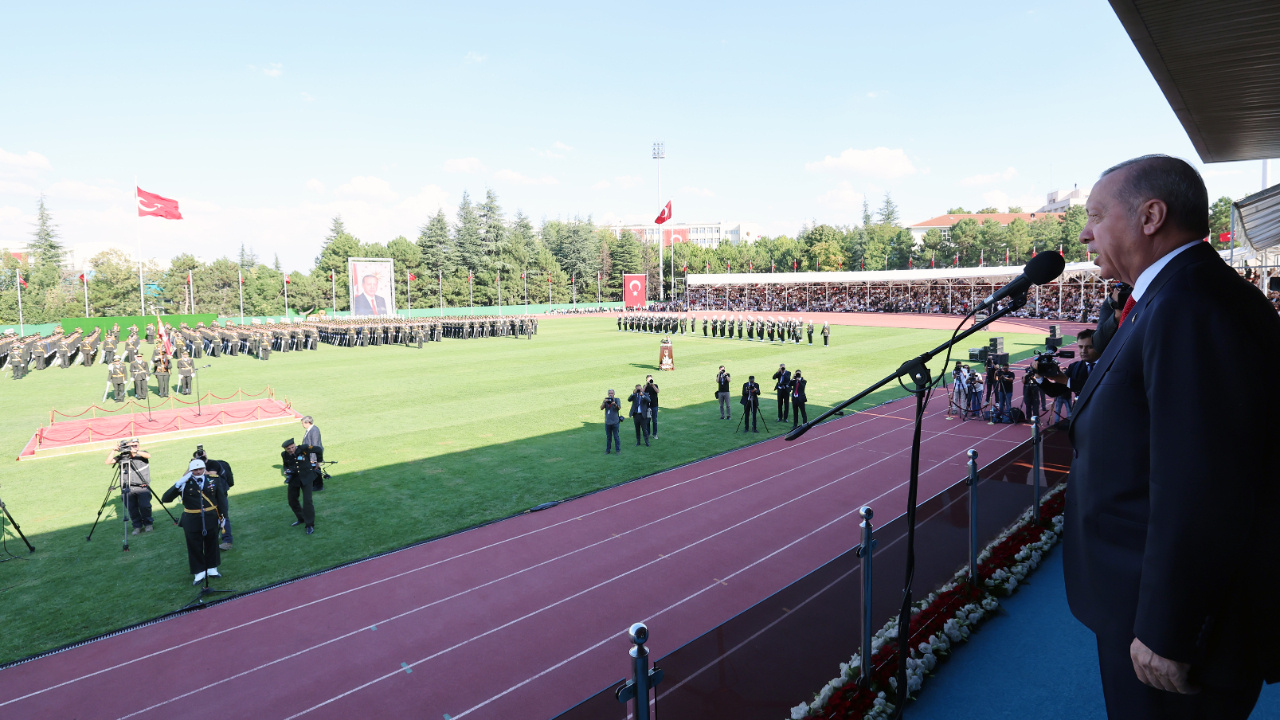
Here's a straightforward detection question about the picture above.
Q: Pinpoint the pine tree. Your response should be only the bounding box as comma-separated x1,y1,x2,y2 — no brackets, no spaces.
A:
454,192,485,273
418,209,453,276
478,188,506,263
877,193,900,226
238,243,258,268
29,196,65,271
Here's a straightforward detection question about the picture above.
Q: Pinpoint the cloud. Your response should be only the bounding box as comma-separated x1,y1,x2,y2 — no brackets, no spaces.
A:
336,176,399,201
443,157,487,174
464,51,487,64
263,63,283,78
47,180,120,202
817,181,865,210
804,147,916,178
0,180,38,196
300,92,314,102
494,169,557,185
591,180,611,190
614,175,644,189
681,185,715,198
305,179,325,194
866,92,877,98
980,189,1044,212
961,167,1018,186
0,148,52,176
397,185,450,217
532,141,574,159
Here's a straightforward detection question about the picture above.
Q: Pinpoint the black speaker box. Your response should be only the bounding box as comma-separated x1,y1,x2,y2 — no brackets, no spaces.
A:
968,348,988,362
1049,324,1062,338
1045,336,1063,350
993,352,1009,365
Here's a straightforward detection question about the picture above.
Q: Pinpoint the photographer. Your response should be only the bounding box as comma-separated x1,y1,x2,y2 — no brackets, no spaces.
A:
644,375,660,439
790,370,808,428
161,459,224,584
772,364,791,422
740,375,761,432
193,446,235,551
281,438,318,534
965,370,984,420
105,438,152,535
627,385,651,447
600,389,622,454
1038,330,1100,424
715,366,731,420
992,363,1015,423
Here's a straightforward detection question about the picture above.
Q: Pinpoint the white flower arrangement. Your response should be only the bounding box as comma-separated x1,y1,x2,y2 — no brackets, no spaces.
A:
788,483,1068,719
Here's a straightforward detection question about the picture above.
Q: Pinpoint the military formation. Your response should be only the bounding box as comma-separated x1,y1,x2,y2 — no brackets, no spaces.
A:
313,316,538,347
618,312,830,346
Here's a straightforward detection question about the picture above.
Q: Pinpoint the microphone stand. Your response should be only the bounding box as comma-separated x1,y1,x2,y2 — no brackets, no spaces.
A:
785,293,1028,718
194,364,210,416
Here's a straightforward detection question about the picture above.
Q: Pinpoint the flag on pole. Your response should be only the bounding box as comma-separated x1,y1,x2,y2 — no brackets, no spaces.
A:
953,252,959,267
239,270,244,285
654,201,672,225
17,271,27,288
155,313,172,356
771,261,775,272
187,270,192,285
792,259,797,271
930,252,935,268
980,249,984,267
1058,244,1063,256
1005,248,1010,265
861,259,865,270
285,276,290,285
837,258,842,270
908,257,912,269
749,261,753,271
408,273,417,281
137,187,183,219
78,273,85,282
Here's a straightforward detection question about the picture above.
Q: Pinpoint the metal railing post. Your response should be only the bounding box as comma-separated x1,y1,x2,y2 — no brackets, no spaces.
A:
616,622,664,720
856,506,877,687
1031,417,1043,522
966,449,979,585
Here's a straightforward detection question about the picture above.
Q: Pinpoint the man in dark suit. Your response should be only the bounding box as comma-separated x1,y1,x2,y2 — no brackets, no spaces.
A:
1064,329,1099,396
772,364,791,422
740,375,761,433
627,384,651,446
1066,155,1280,719
352,275,388,316
790,369,808,428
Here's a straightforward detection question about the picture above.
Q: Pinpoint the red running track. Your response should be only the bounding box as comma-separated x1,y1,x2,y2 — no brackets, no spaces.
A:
0,391,1034,720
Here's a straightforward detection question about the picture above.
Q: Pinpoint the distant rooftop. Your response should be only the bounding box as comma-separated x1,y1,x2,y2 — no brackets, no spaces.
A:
909,212,1063,229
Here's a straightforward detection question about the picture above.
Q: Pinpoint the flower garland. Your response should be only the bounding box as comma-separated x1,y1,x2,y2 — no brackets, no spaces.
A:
790,483,1068,720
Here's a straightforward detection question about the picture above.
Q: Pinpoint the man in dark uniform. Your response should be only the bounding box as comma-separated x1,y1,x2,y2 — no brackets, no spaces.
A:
281,438,318,534
747,316,755,341
772,363,792,422
153,353,172,398
740,375,761,432
807,321,815,345
162,459,224,584
109,358,127,402
195,447,235,551
176,352,194,395
130,356,148,400
702,317,708,337
822,321,830,346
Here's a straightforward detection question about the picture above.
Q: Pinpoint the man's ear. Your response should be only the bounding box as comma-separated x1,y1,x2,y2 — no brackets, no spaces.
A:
1138,198,1169,238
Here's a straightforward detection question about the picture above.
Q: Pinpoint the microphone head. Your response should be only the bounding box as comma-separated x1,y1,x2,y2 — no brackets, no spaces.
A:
1025,251,1066,285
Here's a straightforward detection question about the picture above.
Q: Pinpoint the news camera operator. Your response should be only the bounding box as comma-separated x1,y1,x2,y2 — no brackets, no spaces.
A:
1037,329,1100,422
600,389,622,454
105,438,153,535
715,366,732,420
992,363,1015,422
281,438,318,534
740,375,761,433
193,445,235,551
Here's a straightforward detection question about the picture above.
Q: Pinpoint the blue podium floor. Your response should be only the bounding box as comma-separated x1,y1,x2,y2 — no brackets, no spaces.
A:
908,549,1279,719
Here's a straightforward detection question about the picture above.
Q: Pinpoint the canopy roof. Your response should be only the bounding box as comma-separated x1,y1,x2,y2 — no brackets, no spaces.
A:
1111,0,1280,163
686,262,1102,287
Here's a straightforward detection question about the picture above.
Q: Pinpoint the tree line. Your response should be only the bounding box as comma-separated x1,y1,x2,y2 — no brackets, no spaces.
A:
0,191,1238,323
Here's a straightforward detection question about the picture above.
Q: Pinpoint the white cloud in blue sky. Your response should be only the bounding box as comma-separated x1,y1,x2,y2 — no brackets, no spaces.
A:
0,1,1271,271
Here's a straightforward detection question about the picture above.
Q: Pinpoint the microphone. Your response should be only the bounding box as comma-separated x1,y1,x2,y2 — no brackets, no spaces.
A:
975,252,1065,311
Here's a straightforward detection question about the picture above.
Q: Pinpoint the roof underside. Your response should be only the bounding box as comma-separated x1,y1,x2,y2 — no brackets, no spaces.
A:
1111,0,1280,163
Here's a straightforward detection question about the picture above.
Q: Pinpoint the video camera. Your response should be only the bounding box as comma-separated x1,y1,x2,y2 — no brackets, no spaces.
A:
1031,350,1064,378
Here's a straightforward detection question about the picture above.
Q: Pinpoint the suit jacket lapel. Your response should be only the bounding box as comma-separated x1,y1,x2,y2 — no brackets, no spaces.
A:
1068,243,1215,432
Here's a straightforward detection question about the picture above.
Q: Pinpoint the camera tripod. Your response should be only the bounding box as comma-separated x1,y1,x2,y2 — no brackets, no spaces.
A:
735,401,769,434
0,483,35,559
86,453,178,550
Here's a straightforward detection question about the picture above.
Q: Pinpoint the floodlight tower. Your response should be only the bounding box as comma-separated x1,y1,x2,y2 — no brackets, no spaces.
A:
653,141,665,302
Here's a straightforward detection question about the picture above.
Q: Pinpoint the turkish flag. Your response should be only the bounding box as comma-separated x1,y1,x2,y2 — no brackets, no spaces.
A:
187,270,192,285
408,273,417,281
654,201,672,225
78,273,86,282
137,187,182,219
1218,231,1231,243
285,276,291,285
623,273,647,308
17,271,26,288
661,228,688,247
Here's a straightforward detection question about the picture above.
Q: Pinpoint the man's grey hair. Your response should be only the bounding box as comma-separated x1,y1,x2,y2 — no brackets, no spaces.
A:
1099,154,1210,238
301,415,313,424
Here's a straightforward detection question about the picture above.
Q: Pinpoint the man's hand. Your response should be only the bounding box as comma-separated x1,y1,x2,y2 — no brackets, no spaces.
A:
1130,637,1198,694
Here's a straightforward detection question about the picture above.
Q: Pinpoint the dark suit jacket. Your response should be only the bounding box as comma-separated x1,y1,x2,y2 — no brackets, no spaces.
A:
1064,360,1092,395
790,377,807,403
353,293,388,316
772,369,791,392
740,382,760,407
1065,242,1280,681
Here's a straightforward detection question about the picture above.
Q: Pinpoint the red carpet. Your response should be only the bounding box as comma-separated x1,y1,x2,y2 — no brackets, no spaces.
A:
0,391,1037,719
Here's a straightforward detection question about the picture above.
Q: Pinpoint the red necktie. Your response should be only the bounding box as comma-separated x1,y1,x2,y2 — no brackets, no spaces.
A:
1116,295,1137,327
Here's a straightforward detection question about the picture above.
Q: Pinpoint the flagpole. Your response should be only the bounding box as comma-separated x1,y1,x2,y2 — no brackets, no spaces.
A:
331,273,336,314
439,271,443,317
407,270,412,316
238,268,245,323
136,179,145,316
653,142,665,302
284,276,289,317
523,271,528,314
497,271,502,313
469,271,473,314
83,274,89,317
16,272,24,335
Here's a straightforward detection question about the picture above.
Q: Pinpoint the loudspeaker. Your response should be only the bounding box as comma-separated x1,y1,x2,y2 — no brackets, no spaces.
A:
988,336,1004,351
1049,324,1062,338
1045,336,1063,350
993,352,1009,365
968,348,988,362
1269,277,1280,292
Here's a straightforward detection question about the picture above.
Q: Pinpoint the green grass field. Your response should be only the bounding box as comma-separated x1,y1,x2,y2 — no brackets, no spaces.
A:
0,317,1055,665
